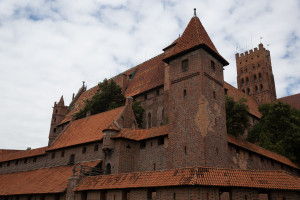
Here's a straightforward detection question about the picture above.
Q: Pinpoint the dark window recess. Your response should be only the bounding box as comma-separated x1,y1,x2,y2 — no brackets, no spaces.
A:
61,151,65,157
144,94,147,100
249,152,252,158
254,74,257,82
94,144,99,151
184,146,187,155
40,195,45,200
211,60,216,72
213,91,216,99
147,113,152,129
156,89,160,96
158,136,164,146
241,78,244,86
15,160,18,165
260,84,263,91
236,148,240,154
140,141,146,149
224,88,228,95
255,85,258,93
184,89,187,98
53,128,56,133
246,77,249,84
106,163,111,174
153,163,156,170
181,59,188,72
247,88,250,95
7,161,10,166
24,158,27,164
0,163,2,168
173,193,176,200
82,147,87,154
51,152,55,159
242,89,245,93
245,195,248,200
271,160,274,166
69,154,75,165
260,157,264,162
259,73,262,80
33,157,37,162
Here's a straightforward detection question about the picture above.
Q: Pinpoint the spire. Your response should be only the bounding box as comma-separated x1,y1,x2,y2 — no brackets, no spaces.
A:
58,95,64,106
163,9,228,66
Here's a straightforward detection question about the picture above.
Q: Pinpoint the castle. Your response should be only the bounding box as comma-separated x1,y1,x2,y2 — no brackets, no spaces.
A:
1,9,300,200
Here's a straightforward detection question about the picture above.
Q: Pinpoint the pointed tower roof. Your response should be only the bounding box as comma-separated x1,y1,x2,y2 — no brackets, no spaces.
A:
58,95,64,106
164,9,229,66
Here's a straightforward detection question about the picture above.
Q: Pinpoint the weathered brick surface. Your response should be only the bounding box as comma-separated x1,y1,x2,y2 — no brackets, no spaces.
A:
167,48,228,169
236,43,276,105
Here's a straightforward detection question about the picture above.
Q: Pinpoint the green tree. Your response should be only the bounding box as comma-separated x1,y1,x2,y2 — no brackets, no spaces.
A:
247,101,300,163
75,79,125,119
132,101,145,128
225,95,250,137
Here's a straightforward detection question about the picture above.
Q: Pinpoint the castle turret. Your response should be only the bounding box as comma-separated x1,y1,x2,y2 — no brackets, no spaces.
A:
163,9,229,169
236,43,276,105
48,96,68,146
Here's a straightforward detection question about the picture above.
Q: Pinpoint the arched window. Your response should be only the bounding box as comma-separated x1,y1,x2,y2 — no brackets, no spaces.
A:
242,89,245,93
260,84,263,91
258,64,260,68
245,67,248,72
252,65,255,69
254,74,257,82
259,73,262,80
255,85,258,93
246,77,249,85
240,69,243,73
247,88,250,95
106,163,111,174
241,79,244,86
147,113,152,129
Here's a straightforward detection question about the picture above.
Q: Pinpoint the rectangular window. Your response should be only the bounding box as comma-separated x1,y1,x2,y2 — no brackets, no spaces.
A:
15,160,19,165
61,151,65,157
82,147,87,154
181,59,188,72
51,152,55,159
24,158,27,164
33,157,37,162
211,60,216,72
94,144,99,151
7,161,10,166
158,136,164,146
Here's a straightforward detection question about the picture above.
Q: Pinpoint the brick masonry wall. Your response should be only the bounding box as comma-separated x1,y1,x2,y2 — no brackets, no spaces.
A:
227,143,298,175
231,189,259,200
167,48,228,169
270,191,300,200
0,141,103,174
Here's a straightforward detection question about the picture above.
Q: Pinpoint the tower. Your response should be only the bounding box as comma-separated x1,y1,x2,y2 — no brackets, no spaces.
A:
163,9,229,169
236,43,276,105
48,96,68,146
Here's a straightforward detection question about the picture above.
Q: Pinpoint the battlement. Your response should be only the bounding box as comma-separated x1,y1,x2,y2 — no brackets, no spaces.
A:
235,43,267,59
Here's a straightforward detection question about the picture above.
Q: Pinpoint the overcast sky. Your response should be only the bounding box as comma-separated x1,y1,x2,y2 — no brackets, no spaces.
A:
0,0,299,150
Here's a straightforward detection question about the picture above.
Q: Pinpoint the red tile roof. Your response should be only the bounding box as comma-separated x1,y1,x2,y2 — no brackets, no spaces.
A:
227,134,299,169
112,125,168,141
164,16,228,65
224,82,261,118
0,147,47,162
49,107,125,150
124,54,165,97
279,93,300,110
0,160,100,195
75,167,300,191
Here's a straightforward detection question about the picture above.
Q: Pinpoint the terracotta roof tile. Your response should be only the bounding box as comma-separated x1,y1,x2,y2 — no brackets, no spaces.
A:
75,167,300,191
164,16,228,65
124,54,165,97
112,125,168,141
49,107,125,150
227,134,299,169
0,147,47,162
0,160,100,195
279,93,300,110
224,82,261,118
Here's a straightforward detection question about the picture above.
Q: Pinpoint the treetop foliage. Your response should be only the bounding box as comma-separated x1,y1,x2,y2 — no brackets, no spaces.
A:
225,95,250,137
247,101,300,163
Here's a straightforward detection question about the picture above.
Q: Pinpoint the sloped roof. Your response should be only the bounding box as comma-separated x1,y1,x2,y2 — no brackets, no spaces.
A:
224,82,261,118
112,125,168,141
0,160,100,195
227,134,299,169
163,15,228,65
49,107,125,150
0,147,47,162
279,93,300,110
75,166,300,191
124,54,165,97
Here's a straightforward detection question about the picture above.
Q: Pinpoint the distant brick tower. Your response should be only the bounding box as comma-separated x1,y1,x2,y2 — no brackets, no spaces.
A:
48,96,68,146
163,9,229,169
236,43,276,105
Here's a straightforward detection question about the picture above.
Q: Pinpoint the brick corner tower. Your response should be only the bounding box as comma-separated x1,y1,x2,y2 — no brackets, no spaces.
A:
163,9,229,169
